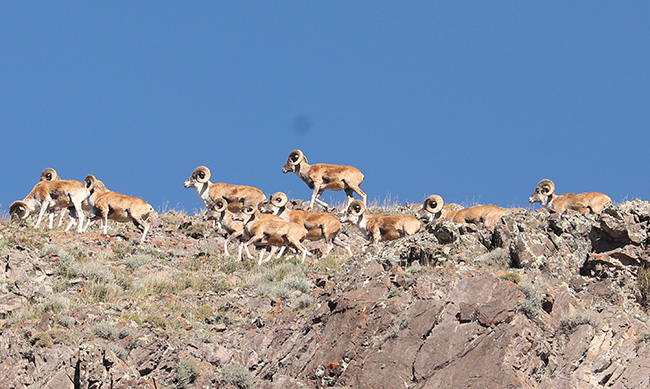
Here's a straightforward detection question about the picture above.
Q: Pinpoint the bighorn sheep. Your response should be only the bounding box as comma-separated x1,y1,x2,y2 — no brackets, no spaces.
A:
282,149,367,210
341,200,421,246
232,204,311,264
416,195,504,228
84,175,156,243
184,166,265,208
528,179,612,214
261,192,353,256
9,178,94,233
205,198,285,261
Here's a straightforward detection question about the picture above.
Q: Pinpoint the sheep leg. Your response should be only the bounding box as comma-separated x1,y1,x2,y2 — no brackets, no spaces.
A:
132,217,149,243
289,239,310,264
310,188,329,210
70,198,85,233
333,237,353,256
34,203,50,229
266,246,279,263
48,211,55,229
275,246,287,258
57,209,67,227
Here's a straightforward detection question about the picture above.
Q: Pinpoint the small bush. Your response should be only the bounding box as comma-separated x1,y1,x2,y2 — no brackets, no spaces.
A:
638,267,650,310
518,282,543,319
124,254,156,270
180,221,210,239
559,312,601,335
500,272,522,284
281,274,312,294
39,294,70,314
295,294,314,310
221,364,255,389
92,321,117,340
30,328,75,348
144,314,169,330
104,342,129,360
192,305,215,322
30,332,53,348
177,357,202,388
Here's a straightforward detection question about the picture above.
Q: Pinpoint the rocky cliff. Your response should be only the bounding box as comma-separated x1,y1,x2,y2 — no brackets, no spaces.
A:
1,201,649,388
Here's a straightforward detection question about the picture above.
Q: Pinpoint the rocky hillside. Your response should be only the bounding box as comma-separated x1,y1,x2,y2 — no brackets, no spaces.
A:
1,200,650,388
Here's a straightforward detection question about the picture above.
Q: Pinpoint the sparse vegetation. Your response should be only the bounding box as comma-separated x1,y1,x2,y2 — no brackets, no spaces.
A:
177,357,202,388
638,266,650,311
1,198,650,388
221,363,255,389
500,272,522,284
518,282,543,319
559,312,601,335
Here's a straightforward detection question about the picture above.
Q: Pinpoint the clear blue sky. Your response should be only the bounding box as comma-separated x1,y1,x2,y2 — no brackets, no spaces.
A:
2,2,649,215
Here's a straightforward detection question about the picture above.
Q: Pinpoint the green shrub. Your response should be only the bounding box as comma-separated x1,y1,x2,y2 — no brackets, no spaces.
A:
177,357,201,388
221,364,255,389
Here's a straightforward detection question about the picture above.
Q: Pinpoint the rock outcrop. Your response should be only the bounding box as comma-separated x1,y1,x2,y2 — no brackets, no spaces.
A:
0,201,649,388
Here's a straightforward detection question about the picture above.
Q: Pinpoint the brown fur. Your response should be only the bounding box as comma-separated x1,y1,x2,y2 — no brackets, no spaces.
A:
528,179,612,214
282,150,367,210
261,194,352,256
86,176,155,243
233,207,311,264
206,203,285,260
342,201,421,245
184,166,265,208
10,179,91,233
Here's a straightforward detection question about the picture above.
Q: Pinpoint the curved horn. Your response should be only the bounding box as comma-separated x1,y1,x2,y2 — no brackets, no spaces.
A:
347,200,366,216
213,197,228,212
536,179,555,195
40,168,59,182
193,166,211,183
270,192,289,208
288,150,304,166
242,204,256,216
84,175,97,191
424,194,444,214
9,201,30,220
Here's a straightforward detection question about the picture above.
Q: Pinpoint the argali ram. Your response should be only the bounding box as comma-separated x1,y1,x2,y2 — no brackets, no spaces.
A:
416,195,504,229
10,178,94,233
341,199,421,247
528,179,612,214
261,192,353,256
282,149,367,211
205,197,286,261
232,204,312,265
39,168,69,227
84,175,156,243
184,166,265,209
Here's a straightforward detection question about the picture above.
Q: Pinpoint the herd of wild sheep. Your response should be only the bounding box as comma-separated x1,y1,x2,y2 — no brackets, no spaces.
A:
8,150,613,264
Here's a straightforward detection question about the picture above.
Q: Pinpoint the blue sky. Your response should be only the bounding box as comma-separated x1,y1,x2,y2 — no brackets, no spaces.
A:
2,2,649,215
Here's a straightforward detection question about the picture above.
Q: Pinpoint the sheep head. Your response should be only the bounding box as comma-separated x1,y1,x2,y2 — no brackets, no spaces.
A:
416,194,444,222
529,179,555,205
282,150,307,174
9,201,30,220
184,166,211,188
